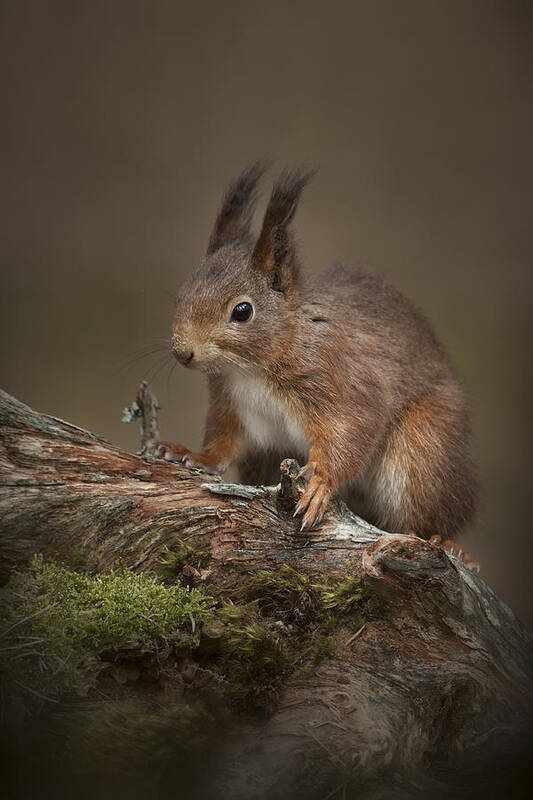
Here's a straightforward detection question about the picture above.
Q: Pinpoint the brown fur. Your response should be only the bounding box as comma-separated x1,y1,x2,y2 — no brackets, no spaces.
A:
157,164,477,536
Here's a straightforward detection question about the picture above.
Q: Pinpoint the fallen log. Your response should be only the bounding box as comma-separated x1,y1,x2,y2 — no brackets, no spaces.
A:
0,385,532,799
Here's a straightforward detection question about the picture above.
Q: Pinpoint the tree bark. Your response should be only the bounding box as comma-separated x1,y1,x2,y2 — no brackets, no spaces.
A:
1,386,532,799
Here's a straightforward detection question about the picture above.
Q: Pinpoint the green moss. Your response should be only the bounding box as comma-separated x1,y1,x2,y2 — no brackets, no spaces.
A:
1,555,376,725
246,565,369,624
159,540,208,581
216,566,374,711
0,553,381,791
245,565,324,623
221,619,286,677
216,602,288,714
0,554,214,704
322,576,367,616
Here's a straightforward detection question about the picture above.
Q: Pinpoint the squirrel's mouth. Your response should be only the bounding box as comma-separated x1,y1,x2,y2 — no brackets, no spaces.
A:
182,355,223,375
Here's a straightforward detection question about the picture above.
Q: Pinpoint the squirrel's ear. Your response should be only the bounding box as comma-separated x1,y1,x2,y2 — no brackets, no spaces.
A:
206,161,266,255
252,168,315,292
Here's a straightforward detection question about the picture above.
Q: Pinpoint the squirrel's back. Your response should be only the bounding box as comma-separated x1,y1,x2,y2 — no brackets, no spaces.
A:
294,263,457,417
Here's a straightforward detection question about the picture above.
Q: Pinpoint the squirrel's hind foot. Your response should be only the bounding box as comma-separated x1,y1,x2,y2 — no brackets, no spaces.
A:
429,534,480,573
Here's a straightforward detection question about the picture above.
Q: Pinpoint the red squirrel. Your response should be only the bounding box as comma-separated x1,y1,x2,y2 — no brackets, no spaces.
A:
156,163,477,536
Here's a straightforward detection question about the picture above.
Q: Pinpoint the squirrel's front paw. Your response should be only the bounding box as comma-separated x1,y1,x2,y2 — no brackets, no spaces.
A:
155,442,190,462
156,443,222,474
181,452,223,475
293,472,332,531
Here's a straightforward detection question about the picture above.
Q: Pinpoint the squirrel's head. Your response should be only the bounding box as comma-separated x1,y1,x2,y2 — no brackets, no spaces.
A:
172,162,314,373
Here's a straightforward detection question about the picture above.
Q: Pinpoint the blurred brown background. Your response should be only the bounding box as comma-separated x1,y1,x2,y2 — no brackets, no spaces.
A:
1,1,531,623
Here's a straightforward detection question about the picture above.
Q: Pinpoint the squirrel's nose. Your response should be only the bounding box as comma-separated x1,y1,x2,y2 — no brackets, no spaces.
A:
173,347,194,366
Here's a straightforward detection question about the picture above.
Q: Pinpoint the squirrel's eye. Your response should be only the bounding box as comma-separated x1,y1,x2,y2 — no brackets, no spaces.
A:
230,302,254,322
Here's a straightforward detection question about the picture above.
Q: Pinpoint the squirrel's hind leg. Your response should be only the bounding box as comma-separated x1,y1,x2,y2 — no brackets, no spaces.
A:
363,389,477,541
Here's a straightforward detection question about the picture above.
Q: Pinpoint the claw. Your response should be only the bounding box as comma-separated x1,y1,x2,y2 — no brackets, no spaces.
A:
293,497,310,517
300,516,312,532
294,474,332,531
301,508,326,532
430,534,480,573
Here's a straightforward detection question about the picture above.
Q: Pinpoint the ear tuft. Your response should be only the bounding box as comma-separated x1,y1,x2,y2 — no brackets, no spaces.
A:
265,168,316,231
252,167,315,286
207,161,267,254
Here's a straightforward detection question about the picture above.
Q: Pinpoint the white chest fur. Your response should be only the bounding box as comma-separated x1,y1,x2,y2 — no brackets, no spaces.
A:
226,370,308,456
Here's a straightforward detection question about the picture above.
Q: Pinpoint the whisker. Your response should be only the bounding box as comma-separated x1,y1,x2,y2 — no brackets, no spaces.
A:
145,353,175,384
116,342,172,377
130,351,171,384
165,359,179,392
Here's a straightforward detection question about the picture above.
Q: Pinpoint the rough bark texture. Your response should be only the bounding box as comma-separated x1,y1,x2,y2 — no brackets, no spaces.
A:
1,386,532,799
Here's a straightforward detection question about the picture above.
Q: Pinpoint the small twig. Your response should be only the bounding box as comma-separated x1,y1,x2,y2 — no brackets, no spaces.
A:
345,624,366,647
122,380,160,457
